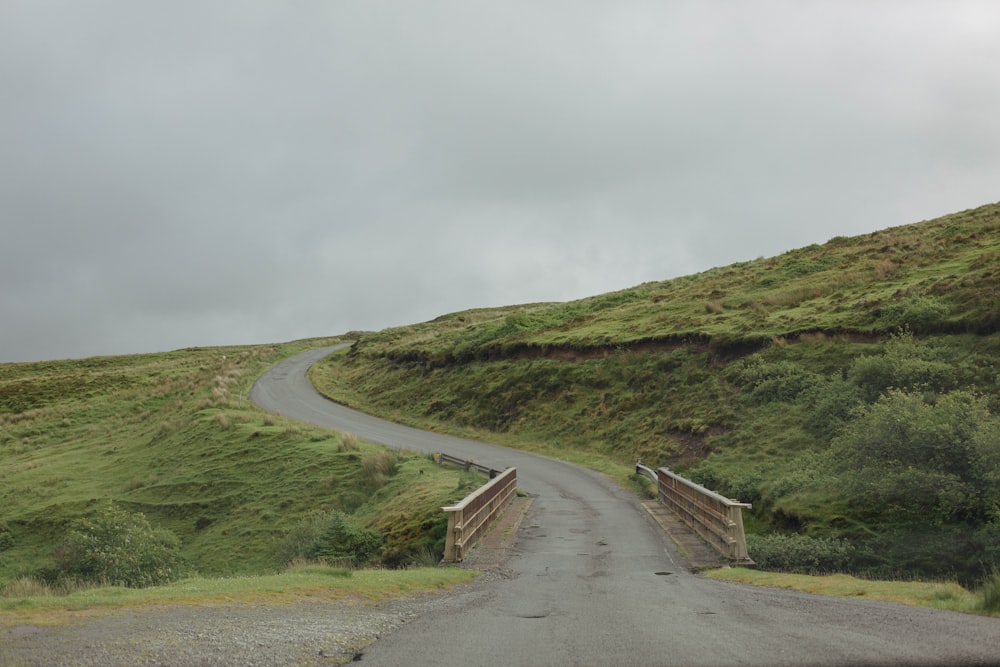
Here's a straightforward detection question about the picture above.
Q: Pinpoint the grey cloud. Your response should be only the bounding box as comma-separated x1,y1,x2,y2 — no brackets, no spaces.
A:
2,1,999,361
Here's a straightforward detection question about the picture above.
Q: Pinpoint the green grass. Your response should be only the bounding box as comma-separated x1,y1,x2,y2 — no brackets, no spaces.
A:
341,203,998,366
0,338,482,583
0,563,476,626
704,567,999,617
309,201,1000,583
3,201,998,606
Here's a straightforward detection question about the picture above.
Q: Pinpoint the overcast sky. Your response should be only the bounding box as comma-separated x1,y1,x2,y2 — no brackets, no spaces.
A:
2,2,999,362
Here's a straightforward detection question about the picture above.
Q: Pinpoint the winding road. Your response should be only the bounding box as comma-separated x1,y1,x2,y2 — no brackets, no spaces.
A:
251,346,999,666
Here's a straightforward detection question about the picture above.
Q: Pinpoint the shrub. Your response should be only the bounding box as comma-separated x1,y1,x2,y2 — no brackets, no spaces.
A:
851,526,980,584
746,533,854,574
51,502,182,588
847,331,958,402
831,390,1000,525
805,377,864,441
729,356,823,405
843,466,972,525
687,464,765,507
878,296,949,331
759,451,834,503
276,509,383,566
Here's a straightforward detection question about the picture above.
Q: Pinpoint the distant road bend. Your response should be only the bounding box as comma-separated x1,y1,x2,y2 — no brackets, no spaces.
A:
251,345,999,667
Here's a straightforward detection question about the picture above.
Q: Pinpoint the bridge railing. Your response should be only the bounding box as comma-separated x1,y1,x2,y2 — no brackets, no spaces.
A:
440,466,517,562
637,462,753,565
433,452,504,478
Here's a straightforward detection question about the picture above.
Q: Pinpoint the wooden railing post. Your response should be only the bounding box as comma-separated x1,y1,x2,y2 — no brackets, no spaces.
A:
725,504,750,562
442,505,464,563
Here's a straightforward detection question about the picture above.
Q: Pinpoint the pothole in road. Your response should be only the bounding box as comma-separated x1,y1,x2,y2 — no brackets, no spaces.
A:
654,571,673,576
516,613,549,619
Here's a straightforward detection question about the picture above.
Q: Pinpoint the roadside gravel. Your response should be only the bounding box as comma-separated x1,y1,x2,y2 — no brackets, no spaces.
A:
0,584,495,667
0,498,531,667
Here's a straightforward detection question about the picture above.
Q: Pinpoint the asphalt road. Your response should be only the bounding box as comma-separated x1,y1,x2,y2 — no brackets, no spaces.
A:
250,346,1000,667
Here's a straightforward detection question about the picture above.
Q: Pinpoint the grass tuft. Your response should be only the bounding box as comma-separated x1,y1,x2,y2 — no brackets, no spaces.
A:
977,569,1000,613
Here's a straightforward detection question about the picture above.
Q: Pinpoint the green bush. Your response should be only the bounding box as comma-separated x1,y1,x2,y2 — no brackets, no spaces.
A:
746,533,854,574
805,377,864,441
688,463,765,507
878,296,949,331
851,526,984,584
729,357,823,405
51,502,182,588
759,451,834,503
276,509,383,566
847,332,957,402
832,390,1000,525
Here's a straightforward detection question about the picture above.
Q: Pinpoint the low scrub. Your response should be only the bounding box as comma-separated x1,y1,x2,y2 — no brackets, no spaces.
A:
276,509,384,567
746,533,855,575
48,502,183,588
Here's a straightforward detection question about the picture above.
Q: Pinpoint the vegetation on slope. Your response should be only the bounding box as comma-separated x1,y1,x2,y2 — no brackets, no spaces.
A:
0,338,482,587
311,202,1000,584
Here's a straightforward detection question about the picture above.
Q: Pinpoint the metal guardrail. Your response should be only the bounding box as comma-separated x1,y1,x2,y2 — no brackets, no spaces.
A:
440,466,517,563
637,461,754,565
635,462,658,483
433,452,504,478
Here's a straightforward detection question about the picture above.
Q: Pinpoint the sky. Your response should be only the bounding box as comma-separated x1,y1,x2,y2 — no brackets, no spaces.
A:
2,1,999,363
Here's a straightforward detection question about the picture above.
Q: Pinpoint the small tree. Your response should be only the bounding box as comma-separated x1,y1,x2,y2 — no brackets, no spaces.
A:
832,390,1000,525
276,509,383,566
52,502,182,588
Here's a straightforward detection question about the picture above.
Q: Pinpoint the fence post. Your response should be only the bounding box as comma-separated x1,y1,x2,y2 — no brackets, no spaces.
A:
726,504,750,562
442,505,464,562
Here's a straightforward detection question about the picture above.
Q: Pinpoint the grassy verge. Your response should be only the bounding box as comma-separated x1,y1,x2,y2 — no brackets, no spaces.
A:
704,567,998,616
0,563,476,627
0,337,486,582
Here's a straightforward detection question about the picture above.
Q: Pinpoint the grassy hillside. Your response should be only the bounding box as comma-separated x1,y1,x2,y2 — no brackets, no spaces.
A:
3,202,997,590
311,201,1000,583
0,338,482,584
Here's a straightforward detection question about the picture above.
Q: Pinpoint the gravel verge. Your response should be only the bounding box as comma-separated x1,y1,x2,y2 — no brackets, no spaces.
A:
0,591,500,667
0,498,532,667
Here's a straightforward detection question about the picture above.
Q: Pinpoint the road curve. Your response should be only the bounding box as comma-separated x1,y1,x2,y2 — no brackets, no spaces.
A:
251,346,1000,667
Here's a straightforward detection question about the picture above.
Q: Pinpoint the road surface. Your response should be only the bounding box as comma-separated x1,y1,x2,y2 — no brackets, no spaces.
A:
250,345,999,666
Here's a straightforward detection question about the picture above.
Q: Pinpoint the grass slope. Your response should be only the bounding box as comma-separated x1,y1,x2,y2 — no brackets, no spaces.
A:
347,201,999,364
0,338,481,583
310,201,1000,582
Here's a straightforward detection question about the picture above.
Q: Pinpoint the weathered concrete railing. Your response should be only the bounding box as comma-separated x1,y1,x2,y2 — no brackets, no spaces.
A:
637,462,753,565
441,466,517,563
